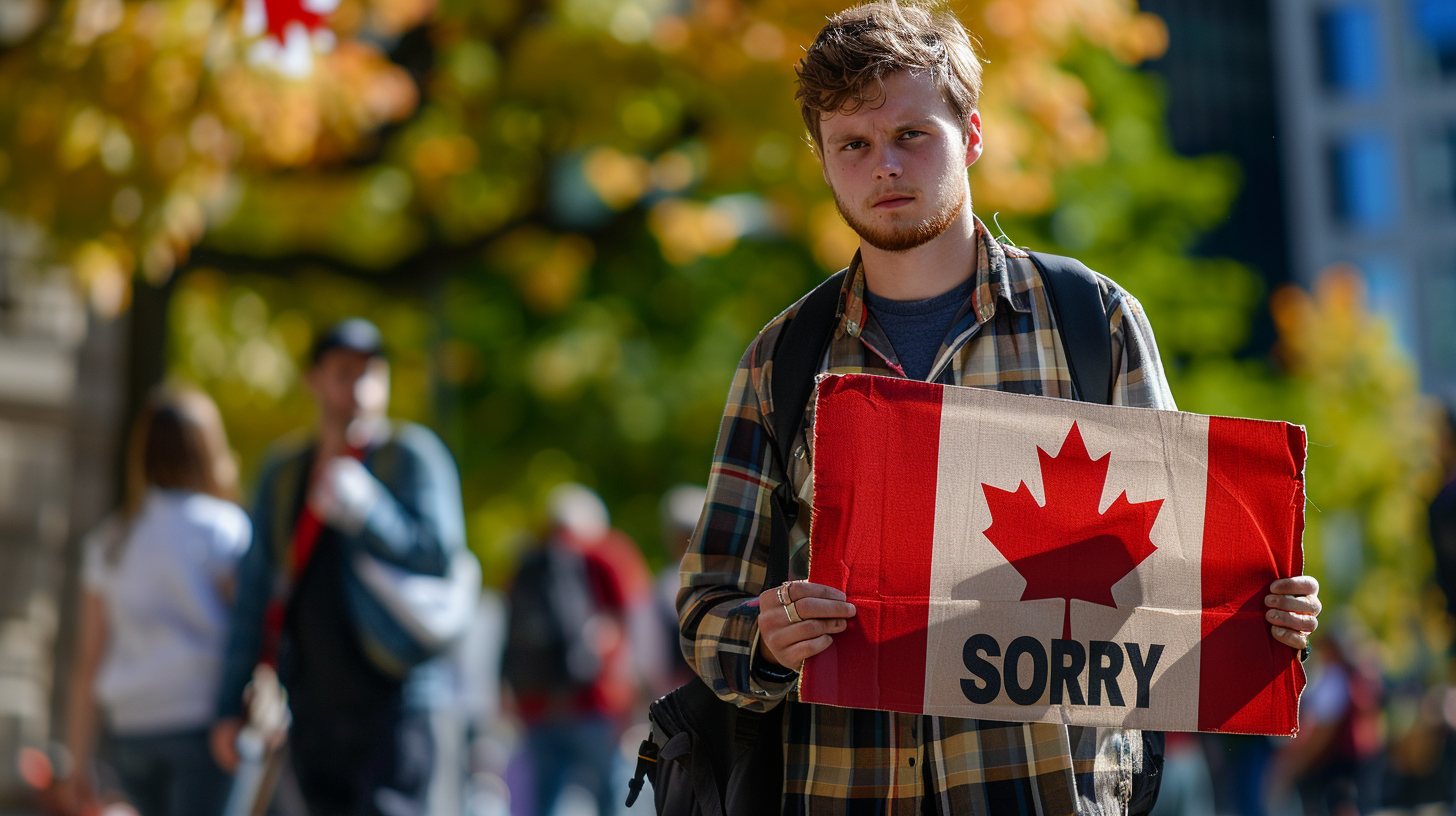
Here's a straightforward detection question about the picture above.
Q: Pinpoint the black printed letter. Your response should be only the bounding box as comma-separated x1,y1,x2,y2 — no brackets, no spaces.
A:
1125,643,1164,709
1050,639,1087,705
961,634,1001,704
1088,640,1125,707
1004,636,1048,706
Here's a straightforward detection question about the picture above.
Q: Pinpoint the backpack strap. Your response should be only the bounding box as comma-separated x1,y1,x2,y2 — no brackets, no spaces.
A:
764,269,847,586
1026,250,1114,406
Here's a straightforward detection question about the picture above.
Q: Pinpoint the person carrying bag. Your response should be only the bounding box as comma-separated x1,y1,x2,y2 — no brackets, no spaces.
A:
213,318,471,816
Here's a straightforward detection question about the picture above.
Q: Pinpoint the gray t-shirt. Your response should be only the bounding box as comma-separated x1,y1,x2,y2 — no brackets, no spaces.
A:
83,489,251,733
864,274,977,381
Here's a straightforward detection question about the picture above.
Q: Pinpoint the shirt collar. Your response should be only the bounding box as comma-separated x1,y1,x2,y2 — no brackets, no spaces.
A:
835,216,1032,340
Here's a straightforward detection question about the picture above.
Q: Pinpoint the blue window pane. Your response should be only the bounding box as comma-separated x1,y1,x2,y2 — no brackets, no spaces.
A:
1413,0,1456,43
1421,256,1456,392
1410,0,1456,79
1330,132,1398,228
1320,5,1382,94
1358,258,1417,358
1411,126,1456,214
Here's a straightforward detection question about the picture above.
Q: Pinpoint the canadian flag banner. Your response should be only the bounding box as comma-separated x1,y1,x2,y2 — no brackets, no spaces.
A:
802,374,1307,736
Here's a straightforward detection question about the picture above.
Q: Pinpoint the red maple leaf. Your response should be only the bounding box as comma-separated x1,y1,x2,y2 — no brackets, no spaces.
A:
981,422,1163,640
262,0,330,46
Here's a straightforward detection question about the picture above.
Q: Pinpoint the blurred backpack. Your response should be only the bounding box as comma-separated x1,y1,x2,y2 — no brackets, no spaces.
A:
501,542,602,696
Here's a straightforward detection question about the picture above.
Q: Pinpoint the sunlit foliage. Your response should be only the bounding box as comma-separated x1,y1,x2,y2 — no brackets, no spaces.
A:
1268,269,1447,671
11,0,1446,644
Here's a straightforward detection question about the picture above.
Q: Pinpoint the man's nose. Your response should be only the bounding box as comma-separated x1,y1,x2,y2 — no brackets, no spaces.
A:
874,146,902,180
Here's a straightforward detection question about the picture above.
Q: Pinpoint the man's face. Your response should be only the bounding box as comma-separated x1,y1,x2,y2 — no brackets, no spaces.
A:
307,349,390,426
818,70,983,253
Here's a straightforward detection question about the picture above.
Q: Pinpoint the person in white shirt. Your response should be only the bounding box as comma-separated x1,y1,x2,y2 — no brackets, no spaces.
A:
63,386,251,816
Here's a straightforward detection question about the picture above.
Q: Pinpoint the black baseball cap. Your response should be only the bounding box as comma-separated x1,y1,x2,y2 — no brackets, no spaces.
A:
309,318,387,366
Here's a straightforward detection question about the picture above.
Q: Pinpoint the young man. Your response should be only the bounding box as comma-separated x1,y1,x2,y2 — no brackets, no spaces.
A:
677,4,1322,813
210,318,467,815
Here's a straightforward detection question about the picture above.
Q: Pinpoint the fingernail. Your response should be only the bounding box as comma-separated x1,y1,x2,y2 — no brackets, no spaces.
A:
1265,595,1277,605
1272,626,1288,638
848,603,857,615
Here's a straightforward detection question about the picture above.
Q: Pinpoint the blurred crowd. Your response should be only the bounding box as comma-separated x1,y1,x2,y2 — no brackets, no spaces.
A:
35,318,1456,816
42,317,705,816
1148,624,1456,816
1152,406,1456,816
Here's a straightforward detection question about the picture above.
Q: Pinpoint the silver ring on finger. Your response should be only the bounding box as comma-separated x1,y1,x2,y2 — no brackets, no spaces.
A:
776,581,790,607
785,601,802,624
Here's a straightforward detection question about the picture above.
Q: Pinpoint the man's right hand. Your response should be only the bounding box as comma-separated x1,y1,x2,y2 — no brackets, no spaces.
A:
210,718,243,772
756,580,856,671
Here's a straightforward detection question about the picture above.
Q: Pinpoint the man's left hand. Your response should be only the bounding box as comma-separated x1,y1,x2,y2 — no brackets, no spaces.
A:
309,456,380,533
1265,575,1321,651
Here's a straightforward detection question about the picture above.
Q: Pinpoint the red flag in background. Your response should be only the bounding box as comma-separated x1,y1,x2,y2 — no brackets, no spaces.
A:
241,0,338,76
802,373,1307,736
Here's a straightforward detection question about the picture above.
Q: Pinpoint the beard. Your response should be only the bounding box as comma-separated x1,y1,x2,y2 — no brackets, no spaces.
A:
833,178,968,253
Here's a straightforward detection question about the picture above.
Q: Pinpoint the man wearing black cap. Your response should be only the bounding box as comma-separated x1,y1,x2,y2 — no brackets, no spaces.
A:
211,318,468,815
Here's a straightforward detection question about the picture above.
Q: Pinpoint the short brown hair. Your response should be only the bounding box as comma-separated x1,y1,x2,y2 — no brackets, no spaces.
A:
794,2,983,151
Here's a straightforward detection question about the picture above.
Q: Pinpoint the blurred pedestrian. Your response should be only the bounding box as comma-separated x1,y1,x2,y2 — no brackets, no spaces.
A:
1149,733,1215,816
210,317,469,816
1206,735,1280,816
1267,622,1383,815
1429,404,1456,655
63,386,250,816
502,483,651,816
637,484,704,697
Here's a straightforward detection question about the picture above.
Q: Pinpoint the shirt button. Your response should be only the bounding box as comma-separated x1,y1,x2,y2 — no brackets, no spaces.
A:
907,756,916,767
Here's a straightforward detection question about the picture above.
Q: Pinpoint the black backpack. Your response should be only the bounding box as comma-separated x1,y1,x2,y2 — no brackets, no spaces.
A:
501,544,602,697
627,250,1163,815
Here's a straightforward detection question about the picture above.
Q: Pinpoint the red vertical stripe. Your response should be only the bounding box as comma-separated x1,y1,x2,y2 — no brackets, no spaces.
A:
804,375,941,713
1198,417,1307,734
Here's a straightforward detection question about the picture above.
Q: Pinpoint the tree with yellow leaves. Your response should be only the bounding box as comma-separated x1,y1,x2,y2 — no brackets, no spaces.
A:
1,0,1256,575
1269,268,1447,671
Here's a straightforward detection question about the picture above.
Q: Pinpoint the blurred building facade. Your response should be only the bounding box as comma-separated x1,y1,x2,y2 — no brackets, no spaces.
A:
0,219,130,806
1143,0,1456,400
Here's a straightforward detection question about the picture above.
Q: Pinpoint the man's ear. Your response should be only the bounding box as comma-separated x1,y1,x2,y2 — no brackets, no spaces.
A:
964,110,984,167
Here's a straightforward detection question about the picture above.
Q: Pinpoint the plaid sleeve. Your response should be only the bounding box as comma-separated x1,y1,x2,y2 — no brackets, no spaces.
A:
1109,292,1177,411
677,327,798,711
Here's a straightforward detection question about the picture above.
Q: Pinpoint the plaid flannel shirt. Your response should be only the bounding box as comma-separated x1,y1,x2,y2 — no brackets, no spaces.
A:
679,218,1177,815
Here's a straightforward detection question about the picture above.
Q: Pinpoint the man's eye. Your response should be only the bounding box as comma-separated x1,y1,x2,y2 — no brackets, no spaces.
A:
842,140,867,151
900,130,925,140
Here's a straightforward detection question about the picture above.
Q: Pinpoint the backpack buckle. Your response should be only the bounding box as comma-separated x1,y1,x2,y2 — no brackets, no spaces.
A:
624,732,659,807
